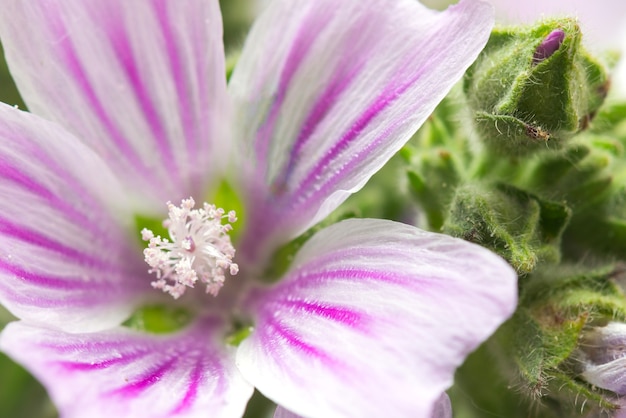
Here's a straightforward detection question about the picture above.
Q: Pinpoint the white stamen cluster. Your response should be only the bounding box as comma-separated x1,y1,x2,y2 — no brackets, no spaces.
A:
141,197,239,299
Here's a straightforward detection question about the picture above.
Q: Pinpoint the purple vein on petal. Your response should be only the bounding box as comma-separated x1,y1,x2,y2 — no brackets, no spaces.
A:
289,63,426,208
300,124,395,208
0,217,109,268
34,162,108,224
103,10,180,186
262,315,339,367
110,357,178,398
170,329,232,414
188,13,212,170
269,9,383,195
153,0,196,186
0,157,52,199
295,246,428,269
0,287,87,309
285,268,441,292
0,318,250,416
270,64,360,195
313,76,456,209
57,351,143,372
169,358,203,415
41,3,150,181
274,299,367,329
40,337,147,353
254,8,329,169
0,161,107,239
0,261,118,290
0,123,112,221
0,159,87,221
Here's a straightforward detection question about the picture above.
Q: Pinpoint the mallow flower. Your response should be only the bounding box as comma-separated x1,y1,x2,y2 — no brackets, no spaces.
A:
0,0,517,417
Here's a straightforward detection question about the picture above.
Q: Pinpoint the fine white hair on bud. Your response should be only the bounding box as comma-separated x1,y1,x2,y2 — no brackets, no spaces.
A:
141,197,238,299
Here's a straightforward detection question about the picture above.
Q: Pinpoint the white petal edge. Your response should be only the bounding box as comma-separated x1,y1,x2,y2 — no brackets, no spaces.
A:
236,218,517,418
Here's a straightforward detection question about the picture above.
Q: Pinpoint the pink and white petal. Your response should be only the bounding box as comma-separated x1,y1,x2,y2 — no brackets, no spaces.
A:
431,393,453,418
274,406,302,418
236,219,517,418
272,394,451,418
230,0,494,263
274,394,452,418
0,317,253,418
0,0,228,204
0,103,150,332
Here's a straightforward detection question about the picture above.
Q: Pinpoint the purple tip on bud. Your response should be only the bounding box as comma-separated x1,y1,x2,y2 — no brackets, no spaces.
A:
532,28,565,65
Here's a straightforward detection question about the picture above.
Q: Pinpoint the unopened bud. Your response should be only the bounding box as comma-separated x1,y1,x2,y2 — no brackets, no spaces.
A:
464,18,610,155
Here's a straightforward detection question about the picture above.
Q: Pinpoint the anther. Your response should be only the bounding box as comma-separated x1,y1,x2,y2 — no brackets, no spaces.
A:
141,197,238,299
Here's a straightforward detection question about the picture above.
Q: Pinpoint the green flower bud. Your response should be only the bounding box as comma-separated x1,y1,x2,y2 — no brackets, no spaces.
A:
464,19,610,155
442,183,570,274
495,263,626,412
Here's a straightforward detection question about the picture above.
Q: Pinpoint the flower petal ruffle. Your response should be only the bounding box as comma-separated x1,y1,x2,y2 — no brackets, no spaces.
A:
230,0,494,262
237,219,517,418
0,0,229,204
0,317,253,418
0,103,147,332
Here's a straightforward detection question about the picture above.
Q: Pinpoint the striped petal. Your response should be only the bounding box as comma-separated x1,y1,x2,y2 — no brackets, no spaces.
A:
0,103,148,332
236,219,517,418
0,318,252,418
230,0,494,263
0,0,228,204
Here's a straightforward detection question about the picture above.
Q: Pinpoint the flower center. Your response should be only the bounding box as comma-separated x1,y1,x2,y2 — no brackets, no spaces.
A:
141,197,239,299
